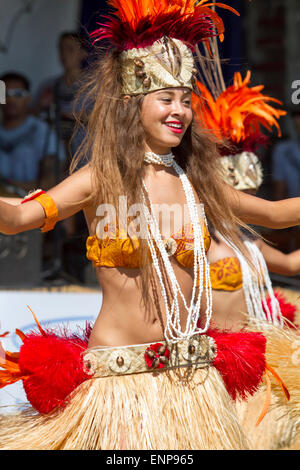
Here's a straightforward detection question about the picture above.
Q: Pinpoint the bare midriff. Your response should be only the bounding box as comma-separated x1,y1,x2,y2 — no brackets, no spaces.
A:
87,261,204,348
208,289,248,332
207,239,249,331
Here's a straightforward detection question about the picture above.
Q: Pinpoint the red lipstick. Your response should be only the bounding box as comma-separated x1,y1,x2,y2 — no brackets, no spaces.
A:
164,121,184,134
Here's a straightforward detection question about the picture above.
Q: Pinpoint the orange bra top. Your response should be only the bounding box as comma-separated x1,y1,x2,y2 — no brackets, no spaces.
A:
209,257,243,291
86,222,211,269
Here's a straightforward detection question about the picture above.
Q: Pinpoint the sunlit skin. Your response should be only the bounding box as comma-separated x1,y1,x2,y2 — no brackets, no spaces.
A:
140,88,193,154
209,235,300,331
209,177,300,331
88,87,206,347
1,87,203,348
1,89,300,347
208,238,249,331
210,187,274,331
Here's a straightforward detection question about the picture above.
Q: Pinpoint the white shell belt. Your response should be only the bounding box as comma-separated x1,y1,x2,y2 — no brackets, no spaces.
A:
83,334,217,377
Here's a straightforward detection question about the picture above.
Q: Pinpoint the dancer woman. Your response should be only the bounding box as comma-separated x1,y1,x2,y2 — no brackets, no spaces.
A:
0,1,300,450
193,70,300,449
192,69,299,330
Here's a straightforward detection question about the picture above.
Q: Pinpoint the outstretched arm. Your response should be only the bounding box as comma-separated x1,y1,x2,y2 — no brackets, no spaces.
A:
226,185,300,229
0,198,22,206
256,239,300,277
0,165,92,235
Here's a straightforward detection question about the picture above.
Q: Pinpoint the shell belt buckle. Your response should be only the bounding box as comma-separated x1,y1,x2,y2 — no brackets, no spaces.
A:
83,334,217,378
169,335,217,370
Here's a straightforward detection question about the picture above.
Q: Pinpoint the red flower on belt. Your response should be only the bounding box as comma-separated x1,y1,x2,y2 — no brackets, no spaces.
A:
144,343,170,369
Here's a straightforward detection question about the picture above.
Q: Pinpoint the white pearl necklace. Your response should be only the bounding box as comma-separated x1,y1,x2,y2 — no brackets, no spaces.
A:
142,152,213,343
217,232,283,327
243,240,283,327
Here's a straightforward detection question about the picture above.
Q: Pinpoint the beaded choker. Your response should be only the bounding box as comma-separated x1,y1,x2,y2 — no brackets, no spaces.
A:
144,151,175,167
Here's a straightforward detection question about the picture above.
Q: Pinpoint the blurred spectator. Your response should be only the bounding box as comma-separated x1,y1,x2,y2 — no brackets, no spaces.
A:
272,109,300,200
0,72,65,196
32,32,88,165
32,33,90,284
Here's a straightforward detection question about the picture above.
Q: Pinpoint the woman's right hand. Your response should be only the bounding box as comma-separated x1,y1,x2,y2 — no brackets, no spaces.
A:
0,165,92,235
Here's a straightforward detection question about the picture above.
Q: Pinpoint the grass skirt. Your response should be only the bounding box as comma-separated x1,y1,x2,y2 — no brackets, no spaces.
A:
0,365,249,450
237,318,300,450
236,388,298,450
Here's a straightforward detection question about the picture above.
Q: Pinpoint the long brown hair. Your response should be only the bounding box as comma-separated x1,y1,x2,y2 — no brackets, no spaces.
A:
71,47,255,309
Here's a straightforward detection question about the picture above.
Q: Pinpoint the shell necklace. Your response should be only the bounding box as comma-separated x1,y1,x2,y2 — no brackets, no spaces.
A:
216,231,283,328
143,151,212,343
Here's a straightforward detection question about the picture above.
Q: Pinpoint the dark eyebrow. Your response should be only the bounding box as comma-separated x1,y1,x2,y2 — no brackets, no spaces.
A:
157,89,192,97
157,90,173,96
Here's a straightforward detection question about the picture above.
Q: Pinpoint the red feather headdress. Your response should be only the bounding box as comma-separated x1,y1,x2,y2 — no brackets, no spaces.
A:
90,0,239,51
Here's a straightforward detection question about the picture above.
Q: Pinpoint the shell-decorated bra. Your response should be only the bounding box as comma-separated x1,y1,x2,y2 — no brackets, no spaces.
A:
86,221,211,269
209,257,243,292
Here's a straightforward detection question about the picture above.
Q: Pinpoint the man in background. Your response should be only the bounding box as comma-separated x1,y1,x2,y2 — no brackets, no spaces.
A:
0,72,65,196
31,32,90,284
33,32,88,165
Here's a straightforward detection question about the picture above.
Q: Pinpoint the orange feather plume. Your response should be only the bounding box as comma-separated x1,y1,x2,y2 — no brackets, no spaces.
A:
107,0,238,25
0,307,44,389
91,0,239,51
0,336,28,389
193,71,286,146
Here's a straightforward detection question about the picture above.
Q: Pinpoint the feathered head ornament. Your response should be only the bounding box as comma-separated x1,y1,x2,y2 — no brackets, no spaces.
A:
193,71,286,190
91,0,239,95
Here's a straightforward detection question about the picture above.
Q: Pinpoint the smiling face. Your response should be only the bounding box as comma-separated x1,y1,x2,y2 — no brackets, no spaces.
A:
140,88,193,154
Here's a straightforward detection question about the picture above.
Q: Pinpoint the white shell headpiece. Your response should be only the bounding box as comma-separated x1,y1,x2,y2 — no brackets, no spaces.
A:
220,151,263,191
120,37,195,95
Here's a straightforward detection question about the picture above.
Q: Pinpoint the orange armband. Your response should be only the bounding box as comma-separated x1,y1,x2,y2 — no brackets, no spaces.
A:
21,189,58,233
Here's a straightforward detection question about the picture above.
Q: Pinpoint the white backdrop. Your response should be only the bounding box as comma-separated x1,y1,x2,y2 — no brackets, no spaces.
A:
0,0,81,94
0,289,102,413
